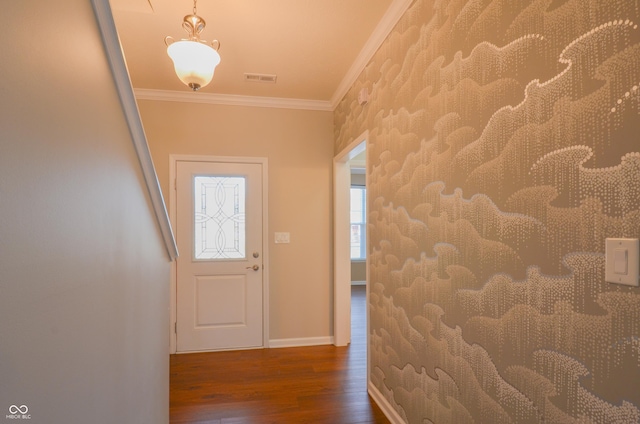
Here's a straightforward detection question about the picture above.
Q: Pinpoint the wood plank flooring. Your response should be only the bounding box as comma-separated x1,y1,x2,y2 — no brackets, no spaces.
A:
170,285,389,423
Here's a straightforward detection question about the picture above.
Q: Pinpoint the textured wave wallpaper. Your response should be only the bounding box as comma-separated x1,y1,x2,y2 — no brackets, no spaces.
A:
334,0,640,422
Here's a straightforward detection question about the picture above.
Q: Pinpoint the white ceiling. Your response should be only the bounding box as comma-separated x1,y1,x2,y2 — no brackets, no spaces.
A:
110,0,408,107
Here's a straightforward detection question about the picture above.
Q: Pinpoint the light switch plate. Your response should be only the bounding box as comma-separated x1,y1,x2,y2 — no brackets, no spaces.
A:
605,238,639,286
275,232,290,244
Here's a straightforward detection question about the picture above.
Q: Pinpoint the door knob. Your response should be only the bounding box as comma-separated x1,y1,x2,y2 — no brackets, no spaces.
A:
246,264,260,271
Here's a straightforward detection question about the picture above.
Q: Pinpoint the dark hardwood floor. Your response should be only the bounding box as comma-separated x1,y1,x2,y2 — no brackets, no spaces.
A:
170,285,390,423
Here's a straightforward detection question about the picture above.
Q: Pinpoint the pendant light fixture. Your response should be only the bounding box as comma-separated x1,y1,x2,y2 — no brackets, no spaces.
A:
164,0,221,91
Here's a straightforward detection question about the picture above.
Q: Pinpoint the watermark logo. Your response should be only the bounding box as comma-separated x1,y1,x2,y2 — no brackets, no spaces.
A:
6,405,30,420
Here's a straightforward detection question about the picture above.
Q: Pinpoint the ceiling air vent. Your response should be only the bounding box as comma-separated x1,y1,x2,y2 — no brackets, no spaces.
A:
244,73,277,83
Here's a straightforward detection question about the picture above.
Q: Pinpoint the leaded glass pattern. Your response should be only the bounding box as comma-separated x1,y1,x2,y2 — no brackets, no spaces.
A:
194,176,246,259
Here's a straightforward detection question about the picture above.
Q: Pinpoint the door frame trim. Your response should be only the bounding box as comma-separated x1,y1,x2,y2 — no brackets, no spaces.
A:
333,131,368,348
169,155,270,354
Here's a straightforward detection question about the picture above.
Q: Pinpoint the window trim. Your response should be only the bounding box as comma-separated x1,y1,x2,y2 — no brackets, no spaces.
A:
350,185,366,260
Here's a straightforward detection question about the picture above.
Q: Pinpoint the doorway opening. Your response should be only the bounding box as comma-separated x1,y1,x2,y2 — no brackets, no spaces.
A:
333,131,368,350
348,155,367,349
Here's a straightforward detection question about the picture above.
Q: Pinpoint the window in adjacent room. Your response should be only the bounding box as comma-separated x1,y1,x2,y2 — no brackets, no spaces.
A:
350,186,366,260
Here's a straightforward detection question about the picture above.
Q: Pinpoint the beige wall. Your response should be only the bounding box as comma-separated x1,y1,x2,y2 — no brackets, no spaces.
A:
0,1,171,422
335,0,640,422
138,100,334,341
351,261,366,282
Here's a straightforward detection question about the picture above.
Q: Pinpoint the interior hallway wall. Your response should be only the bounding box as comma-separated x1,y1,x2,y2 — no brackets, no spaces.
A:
334,0,640,422
0,0,171,422
139,100,335,341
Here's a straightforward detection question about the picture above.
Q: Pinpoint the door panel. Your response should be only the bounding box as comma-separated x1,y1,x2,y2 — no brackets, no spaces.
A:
195,275,246,326
176,160,263,352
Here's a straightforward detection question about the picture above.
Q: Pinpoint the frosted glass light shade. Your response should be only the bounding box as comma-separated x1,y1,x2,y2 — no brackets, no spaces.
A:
167,40,220,90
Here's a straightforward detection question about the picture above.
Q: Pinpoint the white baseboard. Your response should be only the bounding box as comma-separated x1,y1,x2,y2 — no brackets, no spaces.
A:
269,336,334,348
351,280,366,286
368,381,406,424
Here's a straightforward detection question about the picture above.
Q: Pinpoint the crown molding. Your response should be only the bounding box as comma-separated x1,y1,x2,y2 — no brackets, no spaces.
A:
329,0,413,109
134,0,411,112
350,160,366,170
134,88,333,111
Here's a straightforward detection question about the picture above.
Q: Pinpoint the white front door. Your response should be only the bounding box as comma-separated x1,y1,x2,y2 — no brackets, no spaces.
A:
176,160,264,352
